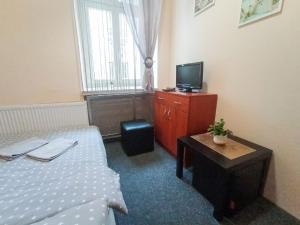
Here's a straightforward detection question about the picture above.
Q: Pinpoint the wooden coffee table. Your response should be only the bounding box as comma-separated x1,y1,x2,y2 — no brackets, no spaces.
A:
176,134,272,221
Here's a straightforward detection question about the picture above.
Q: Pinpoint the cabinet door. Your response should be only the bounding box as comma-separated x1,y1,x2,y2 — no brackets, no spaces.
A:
163,106,173,152
154,99,163,142
154,98,168,144
169,104,188,156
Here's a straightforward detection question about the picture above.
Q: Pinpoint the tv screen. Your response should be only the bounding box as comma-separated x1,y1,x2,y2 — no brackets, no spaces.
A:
176,62,203,90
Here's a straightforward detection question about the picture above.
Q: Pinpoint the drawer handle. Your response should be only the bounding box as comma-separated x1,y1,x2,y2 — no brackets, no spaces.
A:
158,97,164,100
166,109,171,120
173,101,182,105
163,108,167,116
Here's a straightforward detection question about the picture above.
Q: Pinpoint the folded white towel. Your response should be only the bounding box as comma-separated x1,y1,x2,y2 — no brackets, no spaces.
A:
27,138,78,162
0,137,48,161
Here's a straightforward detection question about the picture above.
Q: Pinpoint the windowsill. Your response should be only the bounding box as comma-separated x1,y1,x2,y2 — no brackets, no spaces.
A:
82,89,156,98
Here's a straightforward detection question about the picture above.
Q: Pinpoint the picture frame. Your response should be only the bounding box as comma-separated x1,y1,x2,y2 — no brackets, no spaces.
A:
194,0,215,16
239,0,284,27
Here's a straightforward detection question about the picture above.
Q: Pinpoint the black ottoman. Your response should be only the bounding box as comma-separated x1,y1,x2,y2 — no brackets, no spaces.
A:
121,119,154,156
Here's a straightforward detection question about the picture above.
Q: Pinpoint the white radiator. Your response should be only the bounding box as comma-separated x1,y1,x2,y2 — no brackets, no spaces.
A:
0,102,89,136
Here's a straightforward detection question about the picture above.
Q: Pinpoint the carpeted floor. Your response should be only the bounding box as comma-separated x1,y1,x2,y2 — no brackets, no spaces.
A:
105,141,300,225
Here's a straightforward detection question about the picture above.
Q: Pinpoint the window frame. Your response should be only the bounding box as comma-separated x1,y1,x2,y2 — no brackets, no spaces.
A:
76,0,146,93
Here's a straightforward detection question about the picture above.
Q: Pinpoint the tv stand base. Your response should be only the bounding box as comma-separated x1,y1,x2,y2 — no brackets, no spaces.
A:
178,88,201,93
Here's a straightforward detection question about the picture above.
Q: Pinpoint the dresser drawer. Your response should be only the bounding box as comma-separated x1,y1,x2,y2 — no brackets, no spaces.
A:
170,96,189,113
155,92,189,113
155,92,169,103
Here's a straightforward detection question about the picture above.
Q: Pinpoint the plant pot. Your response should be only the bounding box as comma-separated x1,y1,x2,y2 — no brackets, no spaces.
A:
213,135,227,145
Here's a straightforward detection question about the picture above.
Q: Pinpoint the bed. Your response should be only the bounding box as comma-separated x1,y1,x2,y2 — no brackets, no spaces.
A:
0,125,127,225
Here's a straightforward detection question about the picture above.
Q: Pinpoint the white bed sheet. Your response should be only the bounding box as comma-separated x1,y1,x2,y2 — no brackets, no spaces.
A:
0,126,126,225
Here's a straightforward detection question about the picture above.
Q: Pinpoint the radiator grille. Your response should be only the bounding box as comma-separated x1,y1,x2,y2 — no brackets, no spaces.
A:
87,93,154,137
0,102,89,136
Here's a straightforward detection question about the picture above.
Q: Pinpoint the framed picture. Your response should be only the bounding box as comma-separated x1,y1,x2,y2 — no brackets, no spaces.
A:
239,0,284,27
194,0,215,16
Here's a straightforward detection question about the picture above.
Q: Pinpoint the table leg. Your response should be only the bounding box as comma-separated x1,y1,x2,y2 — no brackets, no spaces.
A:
212,173,230,222
259,156,271,195
176,140,184,178
213,209,224,221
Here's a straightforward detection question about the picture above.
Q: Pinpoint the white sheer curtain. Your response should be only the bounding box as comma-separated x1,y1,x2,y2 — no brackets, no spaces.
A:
122,0,164,91
75,0,145,93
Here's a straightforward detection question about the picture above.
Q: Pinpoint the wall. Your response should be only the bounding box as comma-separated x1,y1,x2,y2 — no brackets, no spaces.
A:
157,0,173,89
0,0,82,105
168,0,300,219
0,0,171,105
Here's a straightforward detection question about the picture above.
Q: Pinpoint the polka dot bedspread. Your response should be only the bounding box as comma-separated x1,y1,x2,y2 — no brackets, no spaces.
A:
0,126,127,225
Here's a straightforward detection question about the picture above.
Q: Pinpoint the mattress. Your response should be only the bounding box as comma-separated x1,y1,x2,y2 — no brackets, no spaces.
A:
0,126,126,225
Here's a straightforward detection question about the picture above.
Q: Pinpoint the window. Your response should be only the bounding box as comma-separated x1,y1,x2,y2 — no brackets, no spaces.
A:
75,0,157,93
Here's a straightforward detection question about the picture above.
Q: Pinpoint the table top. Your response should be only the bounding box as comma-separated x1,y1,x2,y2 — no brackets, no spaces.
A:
178,135,272,171
191,133,257,160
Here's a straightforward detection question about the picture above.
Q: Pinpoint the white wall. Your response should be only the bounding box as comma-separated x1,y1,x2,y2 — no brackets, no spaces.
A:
0,0,82,105
157,0,173,89
0,0,171,105
167,0,300,219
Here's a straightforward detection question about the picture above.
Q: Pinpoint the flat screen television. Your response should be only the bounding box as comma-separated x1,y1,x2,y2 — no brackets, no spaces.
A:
176,62,203,92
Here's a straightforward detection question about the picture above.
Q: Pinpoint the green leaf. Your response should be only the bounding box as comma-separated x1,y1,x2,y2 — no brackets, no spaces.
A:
207,118,232,136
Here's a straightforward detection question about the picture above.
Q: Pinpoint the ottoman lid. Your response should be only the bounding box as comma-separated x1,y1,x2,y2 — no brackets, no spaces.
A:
121,120,153,131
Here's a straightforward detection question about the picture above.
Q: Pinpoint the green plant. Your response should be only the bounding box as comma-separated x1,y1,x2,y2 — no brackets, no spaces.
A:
208,119,232,136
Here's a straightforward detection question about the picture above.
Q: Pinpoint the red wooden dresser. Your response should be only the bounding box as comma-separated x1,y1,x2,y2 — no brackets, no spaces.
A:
154,90,218,161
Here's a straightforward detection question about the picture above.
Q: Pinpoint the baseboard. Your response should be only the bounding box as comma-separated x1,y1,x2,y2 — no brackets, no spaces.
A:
103,134,121,143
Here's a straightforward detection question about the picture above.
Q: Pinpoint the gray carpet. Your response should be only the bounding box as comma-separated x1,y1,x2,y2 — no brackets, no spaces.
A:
105,142,300,225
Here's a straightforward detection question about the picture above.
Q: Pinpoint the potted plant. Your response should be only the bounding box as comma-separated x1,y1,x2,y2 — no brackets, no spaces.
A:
208,118,232,145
